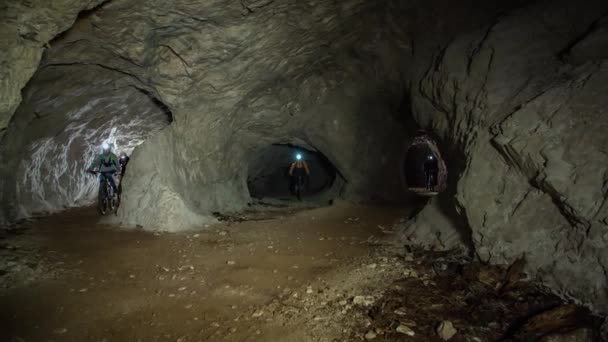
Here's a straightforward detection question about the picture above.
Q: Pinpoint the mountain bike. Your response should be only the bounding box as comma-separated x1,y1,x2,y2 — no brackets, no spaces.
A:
90,171,119,215
292,174,306,201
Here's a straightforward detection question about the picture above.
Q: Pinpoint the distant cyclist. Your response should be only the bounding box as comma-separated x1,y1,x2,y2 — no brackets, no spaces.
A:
87,143,119,197
424,154,438,191
288,153,310,199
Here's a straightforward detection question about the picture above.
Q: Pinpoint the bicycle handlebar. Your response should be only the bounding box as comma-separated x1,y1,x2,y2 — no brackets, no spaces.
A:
88,170,119,175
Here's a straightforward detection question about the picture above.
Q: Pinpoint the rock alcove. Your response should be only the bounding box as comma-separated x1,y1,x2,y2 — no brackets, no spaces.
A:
0,63,173,220
1,0,608,316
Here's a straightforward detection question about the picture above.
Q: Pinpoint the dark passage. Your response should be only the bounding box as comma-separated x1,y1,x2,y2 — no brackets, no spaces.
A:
247,145,337,200
404,144,436,189
403,132,447,194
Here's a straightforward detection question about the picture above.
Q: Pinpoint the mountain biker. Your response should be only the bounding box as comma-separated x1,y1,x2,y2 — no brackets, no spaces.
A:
288,153,310,197
87,143,119,197
424,154,439,191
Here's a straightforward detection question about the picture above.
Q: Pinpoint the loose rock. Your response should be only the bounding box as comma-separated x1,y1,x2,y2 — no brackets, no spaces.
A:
396,324,415,336
436,320,457,341
353,295,375,306
364,330,377,340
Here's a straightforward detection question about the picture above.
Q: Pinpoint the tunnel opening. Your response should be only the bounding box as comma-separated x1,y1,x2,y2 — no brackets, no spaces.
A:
0,62,174,223
404,144,439,192
400,126,475,253
247,144,341,202
403,131,448,195
0,0,178,224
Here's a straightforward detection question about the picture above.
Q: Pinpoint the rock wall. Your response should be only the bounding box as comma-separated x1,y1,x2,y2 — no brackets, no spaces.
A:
0,0,107,139
4,0,608,315
408,0,608,312
1,0,419,226
111,0,413,230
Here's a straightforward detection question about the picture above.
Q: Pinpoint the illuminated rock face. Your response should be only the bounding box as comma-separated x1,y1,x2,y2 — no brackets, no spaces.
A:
0,65,171,220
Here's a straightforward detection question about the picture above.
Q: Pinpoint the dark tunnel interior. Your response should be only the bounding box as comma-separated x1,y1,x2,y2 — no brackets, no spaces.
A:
247,144,338,200
404,144,437,189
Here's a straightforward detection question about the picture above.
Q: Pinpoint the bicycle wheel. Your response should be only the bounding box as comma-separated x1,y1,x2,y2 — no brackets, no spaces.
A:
98,182,108,215
107,183,117,213
113,192,120,214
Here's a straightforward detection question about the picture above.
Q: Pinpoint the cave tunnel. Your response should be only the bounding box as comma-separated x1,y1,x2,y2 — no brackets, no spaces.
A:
0,62,174,221
403,132,448,195
247,144,341,201
2,0,608,339
404,144,436,189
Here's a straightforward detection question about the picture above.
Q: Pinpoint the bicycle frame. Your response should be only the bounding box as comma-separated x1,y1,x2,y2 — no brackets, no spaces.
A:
95,172,117,215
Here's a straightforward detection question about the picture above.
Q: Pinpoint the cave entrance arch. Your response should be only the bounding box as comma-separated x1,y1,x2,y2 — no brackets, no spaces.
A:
247,144,340,201
403,132,448,196
0,64,174,222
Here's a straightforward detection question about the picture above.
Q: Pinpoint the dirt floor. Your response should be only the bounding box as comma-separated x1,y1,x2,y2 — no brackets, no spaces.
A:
0,201,603,342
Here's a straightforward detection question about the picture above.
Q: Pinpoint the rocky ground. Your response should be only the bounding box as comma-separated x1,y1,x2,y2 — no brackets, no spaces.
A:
0,201,605,341
0,228,66,290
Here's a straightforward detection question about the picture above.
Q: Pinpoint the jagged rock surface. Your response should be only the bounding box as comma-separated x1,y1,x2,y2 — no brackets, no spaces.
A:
1,0,421,226
0,0,107,139
410,0,608,311
395,197,471,252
